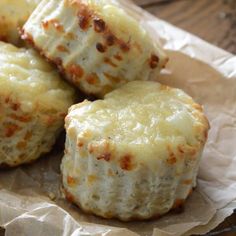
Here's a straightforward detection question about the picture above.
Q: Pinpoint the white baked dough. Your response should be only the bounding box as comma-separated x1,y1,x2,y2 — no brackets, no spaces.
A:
0,0,42,45
0,42,75,167
61,81,209,221
22,0,168,97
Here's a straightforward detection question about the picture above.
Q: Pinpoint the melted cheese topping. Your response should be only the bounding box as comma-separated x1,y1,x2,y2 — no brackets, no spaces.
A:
0,42,75,112
62,81,210,220
0,0,41,43
81,0,147,39
70,0,166,58
22,0,167,97
0,0,39,20
68,81,209,162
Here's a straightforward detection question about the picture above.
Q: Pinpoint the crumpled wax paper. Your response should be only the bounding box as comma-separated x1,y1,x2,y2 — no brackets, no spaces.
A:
0,1,236,236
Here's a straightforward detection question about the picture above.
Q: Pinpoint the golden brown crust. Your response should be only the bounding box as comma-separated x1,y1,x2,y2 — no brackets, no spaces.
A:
0,42,75,167
61,81,209,221
21,0,167,97
0,155,42,169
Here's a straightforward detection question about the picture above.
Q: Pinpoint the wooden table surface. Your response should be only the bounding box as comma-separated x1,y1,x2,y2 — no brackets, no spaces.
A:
135,0,236,54
134,0,236,235
0,1,235,236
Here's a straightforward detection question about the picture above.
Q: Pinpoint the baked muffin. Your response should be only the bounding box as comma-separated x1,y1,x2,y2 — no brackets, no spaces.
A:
61,81,210,221
0,0,42,45
21,0,168,97
0,41,75,167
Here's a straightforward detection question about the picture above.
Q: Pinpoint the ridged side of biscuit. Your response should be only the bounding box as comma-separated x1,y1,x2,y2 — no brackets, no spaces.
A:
61,81,209,221
22,0,168,97
0,42,75,167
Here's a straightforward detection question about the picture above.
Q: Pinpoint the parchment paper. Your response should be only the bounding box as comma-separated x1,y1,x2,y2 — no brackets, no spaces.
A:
0,1,236,236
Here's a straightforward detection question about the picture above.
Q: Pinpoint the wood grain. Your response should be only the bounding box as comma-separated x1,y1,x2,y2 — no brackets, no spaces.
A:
134,0,236,54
